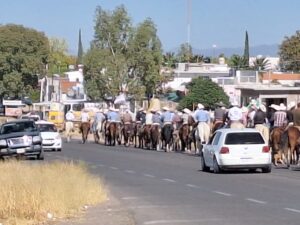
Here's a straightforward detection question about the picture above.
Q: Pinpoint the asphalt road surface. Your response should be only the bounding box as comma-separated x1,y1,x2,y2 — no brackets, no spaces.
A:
44,140,300,225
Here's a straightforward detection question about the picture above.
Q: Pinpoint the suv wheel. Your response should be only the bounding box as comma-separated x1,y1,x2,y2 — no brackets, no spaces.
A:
262,165,271,173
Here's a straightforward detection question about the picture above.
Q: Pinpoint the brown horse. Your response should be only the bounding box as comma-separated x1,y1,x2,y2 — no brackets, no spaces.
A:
105,122,117,146
187,116,198,153
80,122,90,144
282,126,300,166
123,123,133,147
150,124,161,150
179,124,190,152
212,120,225,133
270,127,284,166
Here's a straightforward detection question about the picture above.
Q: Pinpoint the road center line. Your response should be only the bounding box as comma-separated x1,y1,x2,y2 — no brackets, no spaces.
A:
186,184,199,188
246,198,267,204
162,178,176,183
213,191,232,196
284,207,300,213
144,219,223,224
110,166,118,170
122,196,139,200
125,170,136,174
144,174,155,178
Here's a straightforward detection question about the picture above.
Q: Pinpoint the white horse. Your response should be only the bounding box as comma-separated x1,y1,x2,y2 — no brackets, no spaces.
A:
65,121,74,142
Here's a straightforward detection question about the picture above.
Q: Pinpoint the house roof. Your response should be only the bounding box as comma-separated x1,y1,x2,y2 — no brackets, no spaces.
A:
261,73,300,80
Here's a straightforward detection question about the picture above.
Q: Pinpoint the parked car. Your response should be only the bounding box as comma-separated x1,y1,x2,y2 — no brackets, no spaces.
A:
200,128,271,173
0,119,43,159
35,120,62,151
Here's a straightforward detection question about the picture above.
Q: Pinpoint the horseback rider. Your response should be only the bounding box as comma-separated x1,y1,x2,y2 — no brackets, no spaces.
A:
65,110,75,142
228,101,244,129
213,102,226,129
151,109,162,127
194,103,210,145
274,103,287,128
93,108,105,133
253,104,269,143
161,106,173,128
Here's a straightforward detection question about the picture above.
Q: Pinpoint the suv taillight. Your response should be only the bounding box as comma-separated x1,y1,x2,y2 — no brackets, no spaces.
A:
262,146,270,153
220,147,229,154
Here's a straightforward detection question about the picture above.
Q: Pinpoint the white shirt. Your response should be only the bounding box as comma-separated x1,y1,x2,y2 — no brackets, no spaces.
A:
228,106,243,121
81,112,90,122
66,112,75,121
145,113,153,125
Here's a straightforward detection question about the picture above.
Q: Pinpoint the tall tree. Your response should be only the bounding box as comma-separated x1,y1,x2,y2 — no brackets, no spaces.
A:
48,37,73,74
76,29,83,66
279,30,300,72
243,31,249,68
0,24,49,99
228,54,247,70
85,5,163,101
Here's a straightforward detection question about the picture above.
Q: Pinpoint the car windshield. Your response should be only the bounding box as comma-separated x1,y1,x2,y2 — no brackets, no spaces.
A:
0,121,37,134
37,124,57,132
225,132,265,145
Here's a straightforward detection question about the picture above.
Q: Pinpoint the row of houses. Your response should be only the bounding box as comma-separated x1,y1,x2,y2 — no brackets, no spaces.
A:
164,57,300,108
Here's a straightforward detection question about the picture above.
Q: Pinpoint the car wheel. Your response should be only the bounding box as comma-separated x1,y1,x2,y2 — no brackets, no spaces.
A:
200,155,210,172
213,157,221,174
262,165,271,173
57,148,62,151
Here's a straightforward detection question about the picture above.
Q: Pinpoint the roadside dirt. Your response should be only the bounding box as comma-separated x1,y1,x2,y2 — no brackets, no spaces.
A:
53,192,136,225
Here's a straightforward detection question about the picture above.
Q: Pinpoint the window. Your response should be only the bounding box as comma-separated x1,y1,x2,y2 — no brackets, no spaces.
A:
0,121,37,134
225,132,264,145
212,132,221,145
37,124,57,132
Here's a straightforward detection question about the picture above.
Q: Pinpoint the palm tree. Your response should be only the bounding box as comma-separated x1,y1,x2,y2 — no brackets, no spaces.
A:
229,54,247,70
251,57,270,71
163,52,177,68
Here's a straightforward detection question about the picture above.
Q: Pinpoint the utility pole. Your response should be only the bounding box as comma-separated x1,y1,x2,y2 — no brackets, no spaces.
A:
187,0,191,63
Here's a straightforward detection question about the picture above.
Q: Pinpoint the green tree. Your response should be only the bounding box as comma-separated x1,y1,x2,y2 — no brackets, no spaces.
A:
243,30,249,68
228,54,247,70
279,30,300,72
76,29,83,66
163,52,177,68
177,43,193,62
48,37,73,74
85,5,163,101
178,77,229,110
0,24,49,99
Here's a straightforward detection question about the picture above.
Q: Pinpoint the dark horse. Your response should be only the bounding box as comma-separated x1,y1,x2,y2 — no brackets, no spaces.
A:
80,122,90,144
105,122,117,146
161,123,173,152
134,122,144,148
151,124,161,150
281,126,300,167
123,123,134,147
143,125,152,149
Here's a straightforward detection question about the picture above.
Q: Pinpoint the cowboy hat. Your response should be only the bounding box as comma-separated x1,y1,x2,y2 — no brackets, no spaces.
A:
287,101,296,110
259,104,266,113
279,103,286,111
183,108,191,114
162,106,169,111
197,103,204,109
216,101,225,107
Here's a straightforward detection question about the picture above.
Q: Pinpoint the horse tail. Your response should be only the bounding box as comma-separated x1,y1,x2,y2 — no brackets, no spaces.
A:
280,130,289,150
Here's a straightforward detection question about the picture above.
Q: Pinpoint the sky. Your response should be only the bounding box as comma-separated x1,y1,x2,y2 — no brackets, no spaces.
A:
1,0,300,55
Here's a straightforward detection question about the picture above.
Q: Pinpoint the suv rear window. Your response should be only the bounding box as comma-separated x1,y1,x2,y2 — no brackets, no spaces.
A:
0,121,37,134
225,132,265,145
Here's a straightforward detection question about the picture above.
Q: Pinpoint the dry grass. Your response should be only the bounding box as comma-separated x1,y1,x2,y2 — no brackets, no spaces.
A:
0,160,107,225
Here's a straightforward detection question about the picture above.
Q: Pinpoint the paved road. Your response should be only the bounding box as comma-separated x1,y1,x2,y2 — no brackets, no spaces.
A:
45,141,300,225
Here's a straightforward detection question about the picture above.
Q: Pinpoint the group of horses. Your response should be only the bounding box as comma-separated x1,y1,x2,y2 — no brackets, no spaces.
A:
85,116,200,153
69,116,300,167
